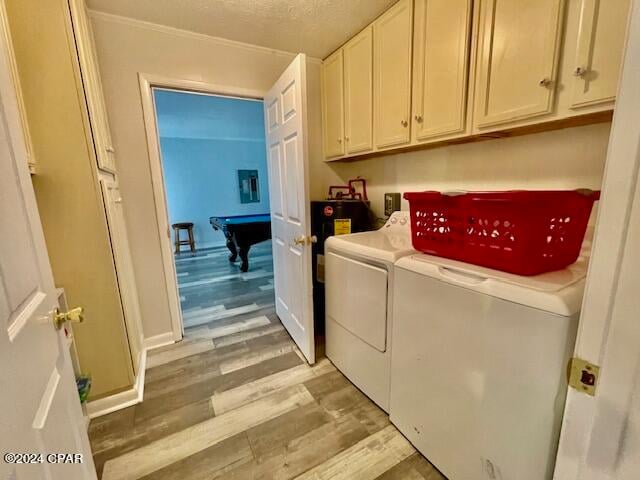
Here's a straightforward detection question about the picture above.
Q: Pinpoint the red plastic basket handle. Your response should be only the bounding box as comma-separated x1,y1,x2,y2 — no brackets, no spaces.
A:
575,189,601,200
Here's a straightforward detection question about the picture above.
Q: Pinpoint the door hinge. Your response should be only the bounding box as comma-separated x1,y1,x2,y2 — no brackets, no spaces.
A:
568,357,600,396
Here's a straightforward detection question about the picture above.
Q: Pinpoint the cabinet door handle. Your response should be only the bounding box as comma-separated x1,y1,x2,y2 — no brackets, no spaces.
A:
337,138,342,143
539,77,553,87
345,136,349,142
573,66,588,77
414,115,423,123
401,119,408,127
106,146,116,153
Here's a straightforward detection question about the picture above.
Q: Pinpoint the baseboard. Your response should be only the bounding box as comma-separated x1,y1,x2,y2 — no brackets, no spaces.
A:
143,331,176,351
86,349,146,419
85,334,177,419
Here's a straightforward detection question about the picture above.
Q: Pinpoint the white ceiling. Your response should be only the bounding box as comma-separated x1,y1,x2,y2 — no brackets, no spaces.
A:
87,0,397,59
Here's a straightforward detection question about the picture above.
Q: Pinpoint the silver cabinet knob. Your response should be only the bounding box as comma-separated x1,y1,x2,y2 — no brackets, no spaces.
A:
414,115,423,123
401,119,408,127
539,78,553,87
574,66,588,77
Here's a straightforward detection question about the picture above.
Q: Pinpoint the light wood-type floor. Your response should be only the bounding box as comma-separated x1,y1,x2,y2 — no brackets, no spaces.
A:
90,242,445,479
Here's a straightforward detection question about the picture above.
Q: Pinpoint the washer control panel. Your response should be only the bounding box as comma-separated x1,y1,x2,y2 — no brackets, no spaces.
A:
383,211,410,231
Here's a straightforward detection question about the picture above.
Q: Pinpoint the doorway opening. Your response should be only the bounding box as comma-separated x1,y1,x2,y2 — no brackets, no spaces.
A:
152,87,275,337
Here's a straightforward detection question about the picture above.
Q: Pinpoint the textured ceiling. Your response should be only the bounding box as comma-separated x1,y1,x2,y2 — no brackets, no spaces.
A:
87,0,397,58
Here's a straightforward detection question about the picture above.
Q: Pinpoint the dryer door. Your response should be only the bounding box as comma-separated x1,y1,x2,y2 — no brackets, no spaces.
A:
326,252,388,351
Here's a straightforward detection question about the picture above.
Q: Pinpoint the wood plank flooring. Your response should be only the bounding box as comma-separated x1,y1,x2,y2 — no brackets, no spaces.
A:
90,242,445,479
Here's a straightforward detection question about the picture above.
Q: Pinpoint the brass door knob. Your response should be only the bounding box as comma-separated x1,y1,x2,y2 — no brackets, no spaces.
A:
539,77,553,87
293,235,317,246
54,307,84,330
573,66,588,77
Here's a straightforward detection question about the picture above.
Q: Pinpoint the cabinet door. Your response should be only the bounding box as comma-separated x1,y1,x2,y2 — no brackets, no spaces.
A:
68,0,117,173
412,0,472,142
321,49,345,159
569,0,630,108
474,0,565,128
374,0,413,149
100,180,143,374
344,26,373,155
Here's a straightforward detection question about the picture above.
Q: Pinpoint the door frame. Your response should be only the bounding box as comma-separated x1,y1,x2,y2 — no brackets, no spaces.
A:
554,0,640,476
138,73,266,341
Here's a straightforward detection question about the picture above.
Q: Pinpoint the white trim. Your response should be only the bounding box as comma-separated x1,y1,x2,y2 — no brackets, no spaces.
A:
138,73,270,343
143,331,176,351
88,9,322,65
554,0,640,477
86,331,177,419
86,349,147,419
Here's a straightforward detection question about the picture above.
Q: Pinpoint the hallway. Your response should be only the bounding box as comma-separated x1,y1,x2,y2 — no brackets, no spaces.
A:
88,242,444,479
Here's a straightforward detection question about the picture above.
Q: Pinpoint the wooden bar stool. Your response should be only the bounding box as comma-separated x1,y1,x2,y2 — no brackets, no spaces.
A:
172,222,195,255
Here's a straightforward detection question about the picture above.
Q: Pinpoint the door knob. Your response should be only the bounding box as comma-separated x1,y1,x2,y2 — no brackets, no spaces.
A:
294,235,317,246
400,119,409,127
539,77,553,87
105,146,116,153
54,307,84,330
573,66,588,77
337,138,342,143
414,115,423,123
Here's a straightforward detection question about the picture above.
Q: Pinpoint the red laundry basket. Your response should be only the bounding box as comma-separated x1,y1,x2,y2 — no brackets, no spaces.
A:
404,189,600,276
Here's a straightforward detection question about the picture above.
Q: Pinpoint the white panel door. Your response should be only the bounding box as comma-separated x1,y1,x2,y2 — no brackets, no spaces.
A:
344,25,373,155
100,180,143,374
68,0,117,173
373,0,413,149
412,0,472,142
264,54,315,364
321,49,345,159
0,15,96,480
474,0,565,128
569,0,631,108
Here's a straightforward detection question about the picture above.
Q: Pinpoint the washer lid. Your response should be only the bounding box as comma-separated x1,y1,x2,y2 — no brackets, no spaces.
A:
395,253,589,316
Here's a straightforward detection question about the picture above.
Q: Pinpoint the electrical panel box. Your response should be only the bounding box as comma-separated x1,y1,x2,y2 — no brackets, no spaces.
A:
384,193,401,217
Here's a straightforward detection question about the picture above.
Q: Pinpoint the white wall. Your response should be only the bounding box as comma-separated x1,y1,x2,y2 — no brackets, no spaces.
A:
327,123,611,221
155,90,270,249
90,12,335,338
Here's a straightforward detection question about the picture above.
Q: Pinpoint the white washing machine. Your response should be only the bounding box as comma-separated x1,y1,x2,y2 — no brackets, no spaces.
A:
390,252,589,480
325,211,416,412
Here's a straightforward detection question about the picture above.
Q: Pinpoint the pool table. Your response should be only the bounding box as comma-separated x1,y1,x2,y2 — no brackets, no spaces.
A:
209,214,271,272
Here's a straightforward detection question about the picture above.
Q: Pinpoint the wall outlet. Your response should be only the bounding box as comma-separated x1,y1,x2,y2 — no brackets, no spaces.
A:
384,193,401,217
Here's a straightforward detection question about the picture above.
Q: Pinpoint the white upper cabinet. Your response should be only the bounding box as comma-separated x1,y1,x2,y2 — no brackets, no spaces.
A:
569,0,630,109
320,0,629,161
344,26,373,155
474,0,565,129
373,0,413,149
321,49,345,159
68,0,117,173
412,0,472,142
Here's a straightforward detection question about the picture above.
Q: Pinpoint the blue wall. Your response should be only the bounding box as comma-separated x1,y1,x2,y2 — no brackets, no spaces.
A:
154,89,270,249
